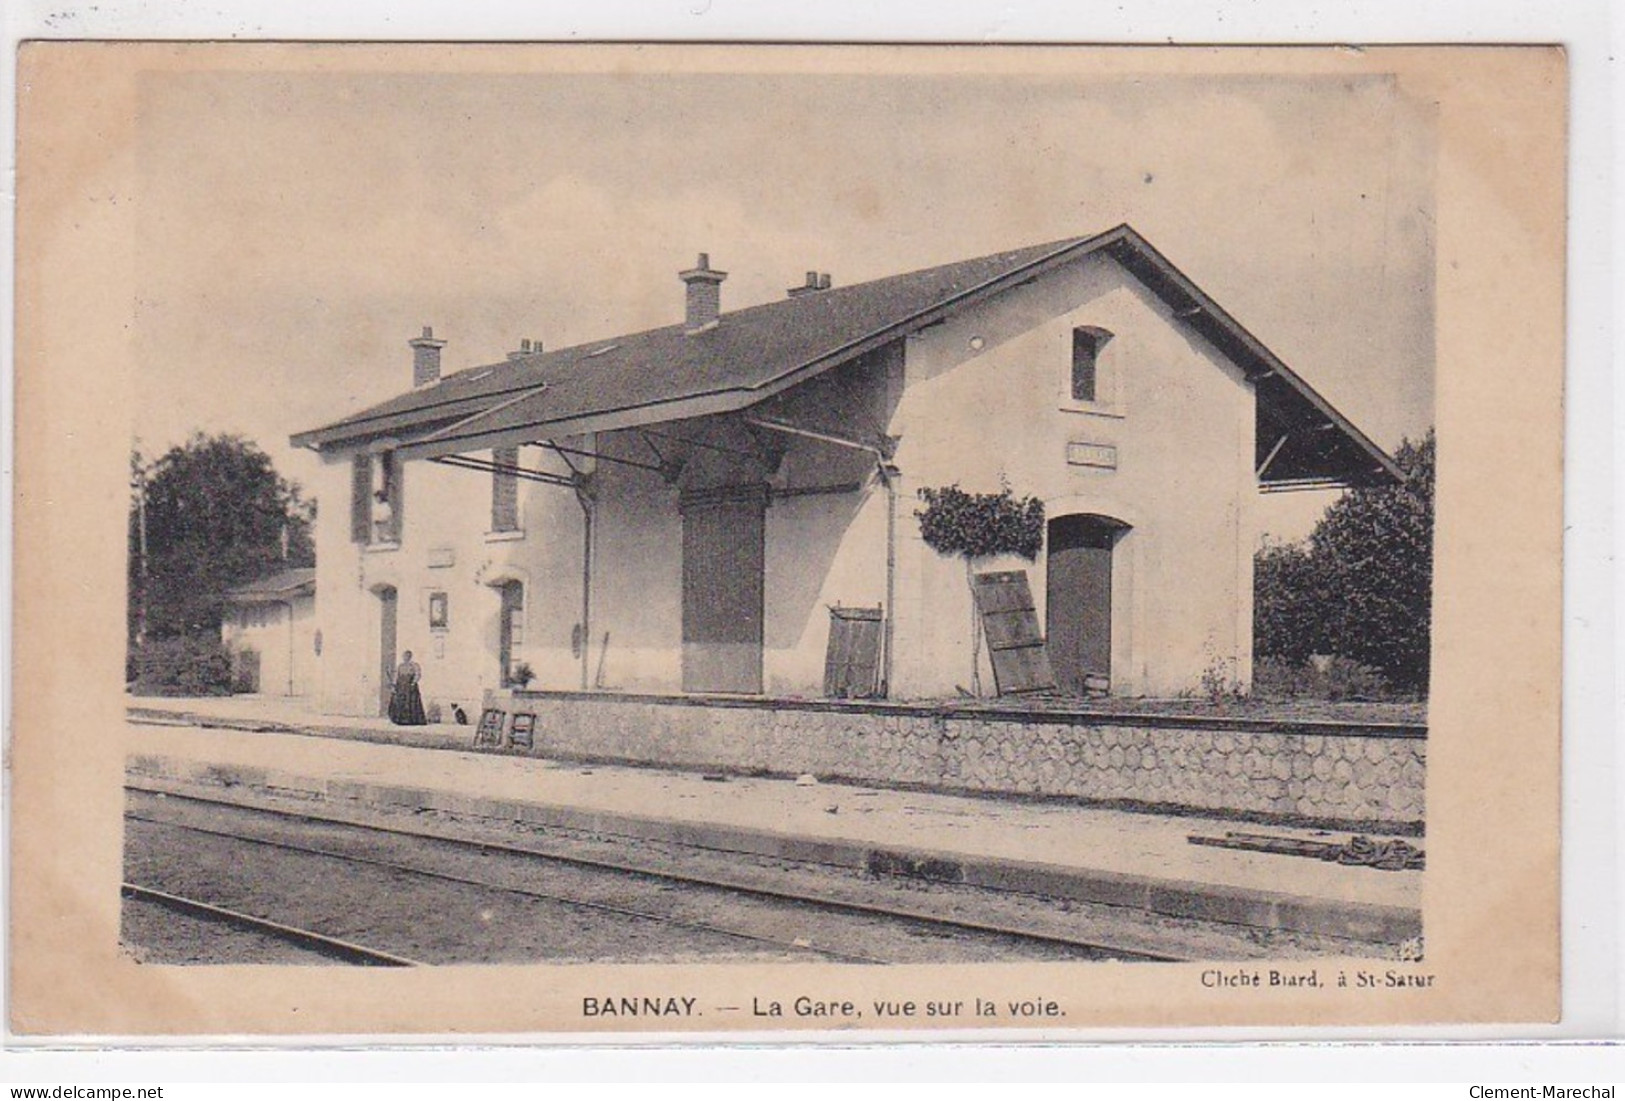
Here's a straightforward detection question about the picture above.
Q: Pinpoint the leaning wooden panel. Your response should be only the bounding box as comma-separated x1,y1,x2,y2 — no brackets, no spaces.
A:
972,571,1058,695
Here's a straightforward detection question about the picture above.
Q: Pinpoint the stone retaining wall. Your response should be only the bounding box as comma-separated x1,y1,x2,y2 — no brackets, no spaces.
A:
482,690,1426,829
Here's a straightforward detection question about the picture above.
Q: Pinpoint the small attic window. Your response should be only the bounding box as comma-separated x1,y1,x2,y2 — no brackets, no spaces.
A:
1071,326,1114,403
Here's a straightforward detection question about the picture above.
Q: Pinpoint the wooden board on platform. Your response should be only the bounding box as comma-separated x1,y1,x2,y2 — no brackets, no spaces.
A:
971,570,1057,695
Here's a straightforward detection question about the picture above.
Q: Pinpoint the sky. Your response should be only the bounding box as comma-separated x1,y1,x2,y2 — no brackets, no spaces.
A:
132,57,1436,541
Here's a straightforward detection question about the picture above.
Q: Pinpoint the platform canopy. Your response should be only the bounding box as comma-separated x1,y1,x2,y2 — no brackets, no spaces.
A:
291,225,1404,491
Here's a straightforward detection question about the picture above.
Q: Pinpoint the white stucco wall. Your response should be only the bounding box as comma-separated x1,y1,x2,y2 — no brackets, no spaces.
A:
221,596,315,697
309,251,1259,711
887,252,1256,699
312,441,589,716
585,447,683,692
762,442,890,696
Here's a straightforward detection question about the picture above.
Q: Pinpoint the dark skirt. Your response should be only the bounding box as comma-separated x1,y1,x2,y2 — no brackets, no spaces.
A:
388,677,428,725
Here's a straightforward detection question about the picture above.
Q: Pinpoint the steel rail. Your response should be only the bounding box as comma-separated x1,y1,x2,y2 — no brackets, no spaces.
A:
120,881,423,967
126,785,1181,963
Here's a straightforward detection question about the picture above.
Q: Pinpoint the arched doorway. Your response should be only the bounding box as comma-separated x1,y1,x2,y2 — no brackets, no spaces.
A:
375,585,398,716
1046,514,1128,695
495,579,525,687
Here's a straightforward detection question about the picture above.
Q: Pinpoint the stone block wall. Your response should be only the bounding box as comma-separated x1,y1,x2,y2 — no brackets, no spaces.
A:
480,690,1425,829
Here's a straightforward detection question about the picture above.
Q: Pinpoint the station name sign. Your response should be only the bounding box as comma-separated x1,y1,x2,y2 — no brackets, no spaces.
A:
1066,441,1118,470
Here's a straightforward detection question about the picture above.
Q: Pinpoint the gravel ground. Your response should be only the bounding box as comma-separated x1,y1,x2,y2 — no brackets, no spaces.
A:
124,815,808,965
120,893,348,966
124,792,1129,965
126,784,1398,963
408,802,1392,961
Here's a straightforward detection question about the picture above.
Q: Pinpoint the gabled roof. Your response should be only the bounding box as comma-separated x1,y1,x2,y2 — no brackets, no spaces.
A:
291,225,1403,487
225,567,316,602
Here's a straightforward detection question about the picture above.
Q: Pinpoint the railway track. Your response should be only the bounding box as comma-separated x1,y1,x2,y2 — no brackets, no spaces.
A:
121,882,424,966
124,783,1183,964
126,811,889,964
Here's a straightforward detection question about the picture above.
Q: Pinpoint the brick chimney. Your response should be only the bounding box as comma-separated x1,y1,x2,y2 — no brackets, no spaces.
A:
409,326,446,387
507,337,544,362
787,271,833,298
679,252,727,333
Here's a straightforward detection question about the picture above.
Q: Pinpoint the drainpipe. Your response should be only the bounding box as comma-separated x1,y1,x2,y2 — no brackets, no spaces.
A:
742,414,899,697
544,441,595,692
275,599,295,697
878,461,900,698
575,482,594,690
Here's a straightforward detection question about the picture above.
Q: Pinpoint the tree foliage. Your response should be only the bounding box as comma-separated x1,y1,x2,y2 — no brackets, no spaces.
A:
1254,431,1434,693
1254,542,1328,667
915,483,1045,561
130,433,315,642
129,635,236,696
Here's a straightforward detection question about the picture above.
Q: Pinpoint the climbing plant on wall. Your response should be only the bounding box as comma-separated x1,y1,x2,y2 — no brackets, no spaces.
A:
915,483,1045,695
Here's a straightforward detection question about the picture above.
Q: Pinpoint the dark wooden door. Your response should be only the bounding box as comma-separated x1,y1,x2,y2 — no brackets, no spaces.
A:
377,586,398,715
823,605,883,698
681,489,765,694
498,581,524,686
1046,515,1118,695
234,648,261,694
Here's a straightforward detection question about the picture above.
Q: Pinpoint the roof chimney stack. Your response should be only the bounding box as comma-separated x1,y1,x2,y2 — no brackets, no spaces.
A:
679,252,727,333
409,325,446,387
506,337,545,362
787,270,834,298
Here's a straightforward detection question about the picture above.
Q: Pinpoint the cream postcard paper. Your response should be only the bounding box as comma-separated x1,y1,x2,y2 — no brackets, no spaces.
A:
11,43,1562,1034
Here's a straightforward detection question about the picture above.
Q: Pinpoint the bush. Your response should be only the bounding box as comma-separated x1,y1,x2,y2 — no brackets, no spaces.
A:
1254,542,1327,666
915,483,1045,561
1253,431,1434,694
1199,655,1246,702
1313,433,1434,692
1253,655,1396,702
129,636,235,697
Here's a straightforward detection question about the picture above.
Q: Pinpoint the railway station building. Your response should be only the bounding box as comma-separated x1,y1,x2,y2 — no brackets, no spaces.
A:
291,225,1400,719
219,567,318,699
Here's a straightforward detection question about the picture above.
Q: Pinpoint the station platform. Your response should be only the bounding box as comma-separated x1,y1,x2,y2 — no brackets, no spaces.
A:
126,695,1422,946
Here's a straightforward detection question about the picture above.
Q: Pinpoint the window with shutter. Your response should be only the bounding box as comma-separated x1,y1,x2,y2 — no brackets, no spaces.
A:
351,453,372,542
492,446,520,532
355,450,404,546
379,450,403,543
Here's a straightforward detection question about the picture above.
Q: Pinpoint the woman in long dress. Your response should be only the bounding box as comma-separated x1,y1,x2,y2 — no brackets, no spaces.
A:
388,650,428,725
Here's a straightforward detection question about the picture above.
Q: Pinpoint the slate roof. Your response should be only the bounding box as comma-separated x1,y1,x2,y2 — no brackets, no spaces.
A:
291,225,1403,487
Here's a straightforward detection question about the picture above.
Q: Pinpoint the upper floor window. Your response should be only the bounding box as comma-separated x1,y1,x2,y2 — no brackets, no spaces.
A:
492,446,520,533
351,449,402,545
1071,326,1114,404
